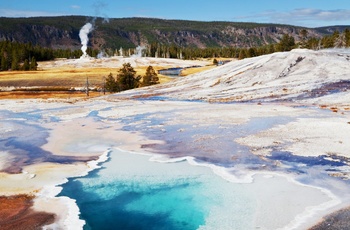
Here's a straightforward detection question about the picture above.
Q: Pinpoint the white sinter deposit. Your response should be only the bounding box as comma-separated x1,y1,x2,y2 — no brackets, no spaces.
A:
1,48,350,230
113,49,350,110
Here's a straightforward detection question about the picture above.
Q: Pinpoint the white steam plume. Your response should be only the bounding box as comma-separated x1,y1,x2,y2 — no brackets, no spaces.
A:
131,46,145,58
93,1,109,23
79,22,93,58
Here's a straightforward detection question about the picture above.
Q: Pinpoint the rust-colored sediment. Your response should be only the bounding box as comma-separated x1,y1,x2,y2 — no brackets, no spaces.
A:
0,194,55,230
0,91,101,100
309,207,350,230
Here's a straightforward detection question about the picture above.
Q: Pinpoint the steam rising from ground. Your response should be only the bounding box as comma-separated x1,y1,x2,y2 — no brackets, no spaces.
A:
78,2,109,59
131,46,146,58
79,23,93,58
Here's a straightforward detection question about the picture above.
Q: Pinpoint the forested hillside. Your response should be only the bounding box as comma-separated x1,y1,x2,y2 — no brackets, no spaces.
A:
1,16,350,71
0,16,339,51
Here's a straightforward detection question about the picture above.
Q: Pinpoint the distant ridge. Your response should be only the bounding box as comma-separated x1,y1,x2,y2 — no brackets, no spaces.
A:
0,16,347,50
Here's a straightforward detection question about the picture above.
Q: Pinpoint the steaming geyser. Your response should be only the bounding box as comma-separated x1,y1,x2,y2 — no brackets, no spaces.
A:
79,23,93,58
131,46,145,58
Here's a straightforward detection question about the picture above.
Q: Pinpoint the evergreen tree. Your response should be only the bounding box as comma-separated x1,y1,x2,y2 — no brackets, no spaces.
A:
22,59,30,71
306,37,319,50
238,49,247,59
332,31,340,40
334,33,346,48
247,47,257,57
276,34,296,52
30,57,38,70
321,35,334,48
299,29,308,47
117,63,141,90
1,55,8,71
142,66,159,86
267,44,275,54
11,50,19,70
105,73,119,93
344,29,350,47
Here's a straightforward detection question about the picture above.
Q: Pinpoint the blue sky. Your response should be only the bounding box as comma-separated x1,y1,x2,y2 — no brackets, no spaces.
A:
1,0,350,27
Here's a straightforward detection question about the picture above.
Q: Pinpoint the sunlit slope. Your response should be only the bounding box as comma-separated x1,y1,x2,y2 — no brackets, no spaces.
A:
113,49,350,110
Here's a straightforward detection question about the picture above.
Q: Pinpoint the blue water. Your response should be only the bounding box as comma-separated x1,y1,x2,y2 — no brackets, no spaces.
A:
59,150,255,230
61,175,206,229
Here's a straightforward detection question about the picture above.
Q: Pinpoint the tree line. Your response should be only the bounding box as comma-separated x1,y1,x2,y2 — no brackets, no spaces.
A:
0,41,40,71
118,28,350,60
236,29,350,59
104,63,159,93
0,40,103,71
1,28,350,72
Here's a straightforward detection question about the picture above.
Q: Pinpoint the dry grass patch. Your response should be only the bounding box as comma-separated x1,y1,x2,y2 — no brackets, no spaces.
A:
0,59,213,99
0,66,175,88
181,65,216,76
0,68,113,87
0,91,102,100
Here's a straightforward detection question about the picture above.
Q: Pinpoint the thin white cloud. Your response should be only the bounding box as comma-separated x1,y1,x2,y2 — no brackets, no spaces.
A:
281,8,350,21
0,8,63,17
71,5,81,9
234,8,350,27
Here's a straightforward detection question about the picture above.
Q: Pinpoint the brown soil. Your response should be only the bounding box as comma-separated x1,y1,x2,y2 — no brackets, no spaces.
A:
0,195,55,230
308,207,350,230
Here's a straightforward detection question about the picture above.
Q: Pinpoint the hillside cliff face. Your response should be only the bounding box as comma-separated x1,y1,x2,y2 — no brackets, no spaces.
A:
0,16,338,50
0,24,80,48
